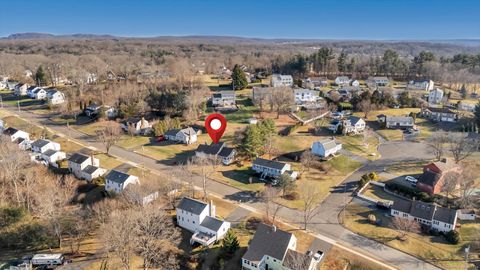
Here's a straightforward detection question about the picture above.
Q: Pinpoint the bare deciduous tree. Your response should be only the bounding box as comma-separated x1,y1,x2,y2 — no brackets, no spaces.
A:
392,217,420,240
448,134,478,163
441,172,460,199
261,186,282,224
96,122,122,155
427,131,449,160
358,99,374,119
300,150,317,174
299,182,321,230
188,155,219,200
272,87,294,118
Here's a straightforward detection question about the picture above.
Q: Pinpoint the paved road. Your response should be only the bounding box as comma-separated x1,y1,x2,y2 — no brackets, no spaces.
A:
3,106,440,270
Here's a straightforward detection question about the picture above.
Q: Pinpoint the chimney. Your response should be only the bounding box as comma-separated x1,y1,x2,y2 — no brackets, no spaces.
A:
209,200,216,218
272,225,277,232
90,154,95,166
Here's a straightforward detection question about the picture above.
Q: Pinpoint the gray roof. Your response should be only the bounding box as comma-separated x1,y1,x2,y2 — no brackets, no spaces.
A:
348,116,363,126
253,158,288,170
283,249,313,270
316,139,338,151
176,197,208,215
164,127,196,137
3,127,19,136
426,107,455,114
385,116,414,123
418,170,441,186
467,132,480,140
196,142,234,158
82,165,101,175
391,198,412,213
200,216,225,231
43,149,58,157
433,207,457,224
68,153,90,164
410,201,436,221
31,139,51,148
243,223,293,262
105,170,132,184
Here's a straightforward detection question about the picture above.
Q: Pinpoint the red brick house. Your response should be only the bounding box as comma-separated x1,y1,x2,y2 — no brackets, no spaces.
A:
417,158,462,195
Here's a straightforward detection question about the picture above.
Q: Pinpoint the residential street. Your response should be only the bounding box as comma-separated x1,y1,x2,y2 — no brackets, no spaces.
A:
3,106,439,270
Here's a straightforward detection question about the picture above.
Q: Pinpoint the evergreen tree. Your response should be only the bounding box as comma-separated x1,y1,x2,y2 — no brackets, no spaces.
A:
240,124,263,159
474,101,480,129
278,174,296,196
35,65,47,86
337,51,348,73
221,230,239,257
231,64,248,90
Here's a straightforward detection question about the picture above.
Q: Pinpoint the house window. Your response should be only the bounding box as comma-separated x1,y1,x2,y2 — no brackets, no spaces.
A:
193,221,195,224
403,213,408,218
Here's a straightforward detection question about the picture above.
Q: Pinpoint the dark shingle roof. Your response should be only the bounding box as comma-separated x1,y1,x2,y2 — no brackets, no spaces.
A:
31,139,51,148
253,158,288,170
243,223,293,262
68,153,90,164
43,149,58,157
3,127,19,136
391,199,412,213
410,201,435,221
164,129,180,136
418,170,441,186
426,107,455,114
349,116,363,125
196,142,225,155
105,170,132,184
433,207,457,224
218,147,235,158
177,197,208,215
82,165,101,175
283,249,313,270
200,216,225,231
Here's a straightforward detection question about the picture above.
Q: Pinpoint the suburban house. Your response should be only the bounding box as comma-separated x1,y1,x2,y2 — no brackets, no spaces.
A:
3,127,30,142
121,117,152,135
271,74,293,87
7,81,19,91
26,86,41,98
84,103,117,119
417,158,462,195
329,116,366,135
212,91,236,107
293,88,318,104
407,79,434,91
104,170,140,194
428,88,444,105
68,153,101,178
377,115,415,129
334,76,350,86
242,223,322,270
421,107,458,122
457,102,476,112
176,197,231,246
40,149,66,167
195,142,236,165
32,88,48,100
351,79,360,87
252,158,298,180
367,76,390,87
391,199,458,233
164,127,197,144
304,77,328,88
311,139,342,158
31,139,61,153
46,89,66,105
81,165,107,181
14,83,28,96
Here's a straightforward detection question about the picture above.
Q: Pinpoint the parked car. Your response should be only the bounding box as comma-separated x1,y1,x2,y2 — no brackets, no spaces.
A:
155,135,165,142
405,176,418,183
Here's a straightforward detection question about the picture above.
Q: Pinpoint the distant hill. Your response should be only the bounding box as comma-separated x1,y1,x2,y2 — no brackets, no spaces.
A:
5,32,117,40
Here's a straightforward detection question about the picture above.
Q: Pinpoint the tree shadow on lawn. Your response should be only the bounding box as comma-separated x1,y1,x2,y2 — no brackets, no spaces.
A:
224,191,262,204
155,147,196,166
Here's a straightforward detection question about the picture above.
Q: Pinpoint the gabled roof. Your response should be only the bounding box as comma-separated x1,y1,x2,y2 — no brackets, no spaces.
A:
314,139,339,151
200,216,225,232
418,170,441,186
68,153,90,164
348,116,363,126
105,170,133,184
433,207,457,224
165,127,196,137
385,116,414,123
196,142,226,155
425,107,455,114
82,165,101,175
429,158,458,173
410,200,436,221
253,158,288,170
31,139,51,148
243,223,293,262
283,249,314,270
43,149,58,157
3,127,20,136
218,147,235,158
391,198,413,213
176,197,208,215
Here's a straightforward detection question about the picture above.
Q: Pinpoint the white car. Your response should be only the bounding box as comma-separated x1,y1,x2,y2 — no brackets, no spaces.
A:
405,176,418,183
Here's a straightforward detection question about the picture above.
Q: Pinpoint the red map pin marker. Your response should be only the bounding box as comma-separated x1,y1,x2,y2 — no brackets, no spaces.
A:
205,113,227,144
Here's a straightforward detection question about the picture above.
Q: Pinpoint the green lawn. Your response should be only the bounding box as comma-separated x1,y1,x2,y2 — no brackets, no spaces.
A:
342,203,479,270
336,134,379,160
1,115,53,139
376,129,404,141
326,155,362,174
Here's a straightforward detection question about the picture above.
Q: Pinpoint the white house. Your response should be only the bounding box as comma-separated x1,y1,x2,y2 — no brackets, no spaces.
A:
335,76,350,86
212,91,236,107
0,81,6,90
3,127,30,142
31,139,61,153
14,83,28,96
367,76,389,87
31,254,64,266
422,107,458,122
329,116,366,135
84,103,117,119
271,74,293,87
458,209,476,221
7,82,19,91
242,223,322,270
294,88,318,104
164,127,197,144
86,73,97,84
46,89,66,105
33,88,47,100
67,153,100,178
105,170,139,194
122,117,152,135
377,115,415,129
176,197,231,246
428,88,444,105
351,79,360,87
312,139,342,158
390,199,458,233
41,150,66,167
457,102,476,112
26,86,40,98
252,158,298,180
81,165,107,181
407,79,434,91
195,142,236,165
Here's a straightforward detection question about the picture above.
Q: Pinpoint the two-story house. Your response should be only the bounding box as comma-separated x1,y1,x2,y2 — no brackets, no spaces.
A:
14,83,28,96
252,158,298,180
3,127,30,142
311,139,342,158
164,127,198,144
104,170,140,194
67,153,105,180
391,199,458,233
293,88,318,104
46,89,66,105
121,117,152,135
31,139,61,153
329,116,366,135
176,197,231,246
242,223,322,270
367,76,389,88
377,115,415,129
271,74,293,87
40,149,66,167
212,91,236,107
422,107,458,122
334,76,350,86
407,79,434,91
428,88,444,105
417,158,462,195
195,142,236,165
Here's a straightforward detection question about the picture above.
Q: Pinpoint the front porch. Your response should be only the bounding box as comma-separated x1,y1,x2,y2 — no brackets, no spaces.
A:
190,231,216,246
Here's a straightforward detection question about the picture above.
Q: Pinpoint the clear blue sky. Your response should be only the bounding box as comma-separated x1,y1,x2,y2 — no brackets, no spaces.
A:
1,0,479,40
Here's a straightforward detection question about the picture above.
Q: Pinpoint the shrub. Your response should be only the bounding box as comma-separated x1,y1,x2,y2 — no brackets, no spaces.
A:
93,176,106,186
368,172,379,181
284,191,300,200
0,207,26,227
445,230,460,244
245,216,262,231
368,214,377,224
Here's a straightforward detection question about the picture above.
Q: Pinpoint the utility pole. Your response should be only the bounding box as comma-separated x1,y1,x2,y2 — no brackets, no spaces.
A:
0,95,3,108
17,100,20,113
142,145,145,179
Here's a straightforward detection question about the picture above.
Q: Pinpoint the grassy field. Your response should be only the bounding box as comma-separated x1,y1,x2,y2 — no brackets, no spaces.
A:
336,134,379,160
361,184,398,202
342,203,479,270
